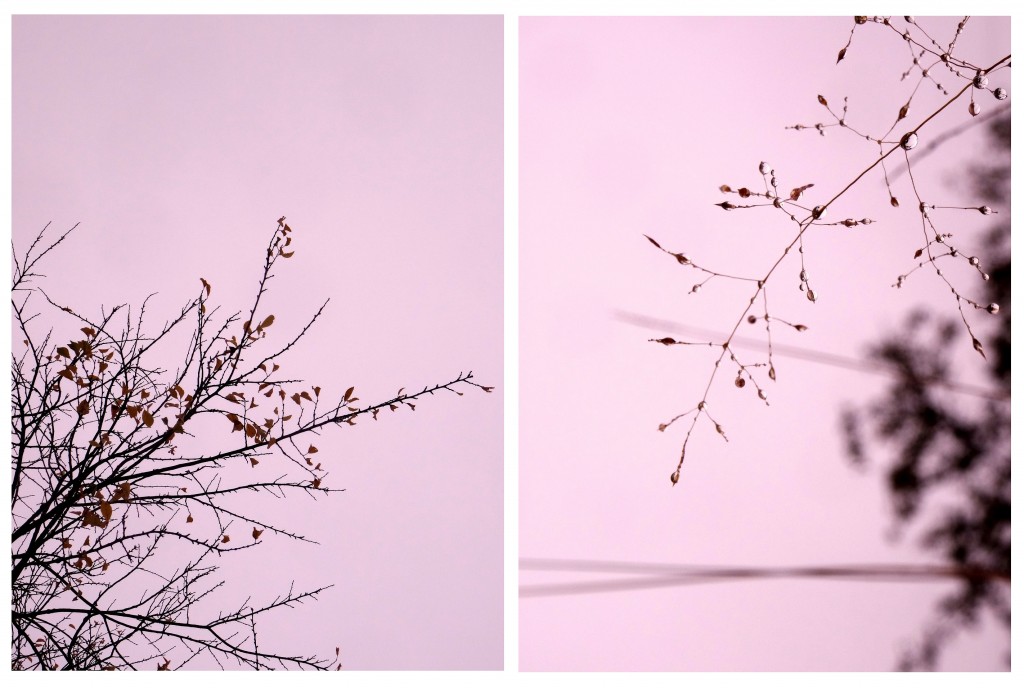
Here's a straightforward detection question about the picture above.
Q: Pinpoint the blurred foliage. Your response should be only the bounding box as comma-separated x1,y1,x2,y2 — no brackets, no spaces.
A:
842,113,1010,670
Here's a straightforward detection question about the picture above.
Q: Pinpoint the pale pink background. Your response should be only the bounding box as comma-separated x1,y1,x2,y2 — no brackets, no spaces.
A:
520,16,1010,671
13,15,502,669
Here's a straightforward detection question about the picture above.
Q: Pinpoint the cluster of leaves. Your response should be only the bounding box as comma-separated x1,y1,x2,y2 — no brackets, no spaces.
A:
11,218,491,670
842,112,1010,670
644,16,1010,487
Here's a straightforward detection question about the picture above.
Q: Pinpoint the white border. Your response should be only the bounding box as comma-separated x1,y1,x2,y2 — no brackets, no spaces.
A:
4,1,1022,683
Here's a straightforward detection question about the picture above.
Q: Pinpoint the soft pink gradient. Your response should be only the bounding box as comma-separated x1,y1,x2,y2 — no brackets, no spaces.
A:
520,16,1009,671
13,15,502,669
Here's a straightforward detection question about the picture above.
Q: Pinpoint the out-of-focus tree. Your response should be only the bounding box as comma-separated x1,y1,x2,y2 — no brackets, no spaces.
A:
842,113,1010,670
10,218,492,670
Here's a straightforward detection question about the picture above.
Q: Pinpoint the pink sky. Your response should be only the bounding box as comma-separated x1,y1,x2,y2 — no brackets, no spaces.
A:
13,15,503,670
520,16,1009,671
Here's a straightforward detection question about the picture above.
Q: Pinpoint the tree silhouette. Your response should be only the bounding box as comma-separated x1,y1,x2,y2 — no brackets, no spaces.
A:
10,218,491,670
842,113,1010,670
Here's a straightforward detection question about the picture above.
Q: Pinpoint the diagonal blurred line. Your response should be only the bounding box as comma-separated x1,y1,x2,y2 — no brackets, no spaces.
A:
892,102,1010,181
519,558,1009,599
521,575,714,598
614,309,1007,401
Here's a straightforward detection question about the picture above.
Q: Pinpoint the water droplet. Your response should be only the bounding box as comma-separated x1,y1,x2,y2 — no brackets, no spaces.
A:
757,280,765,288
747,315,757,324
987,303,1000,314
855,16,868,25
676,253,691,265
734,376,746,388
902,30,911,41
798,283,806,292
994,87,1008,100
770,177,778,188
982,273,990,281
799,269,807,281
969,101,981,116
758,390,767,401
697,401,706,410
691,284,701,294
759,161,770,174
935,234,944,243
979,206,993,215
919,202,929,217
773,198,783,208
904,16,915,22
949,248,958,257
940,53,950,63
900,132,919,150
806,289,817,302
812,205,827,219
670,470,680,485
969,256,980,266
973,73,989,89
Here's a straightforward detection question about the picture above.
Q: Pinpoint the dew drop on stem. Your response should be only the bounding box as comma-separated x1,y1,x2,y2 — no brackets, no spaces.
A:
900,132,919,150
